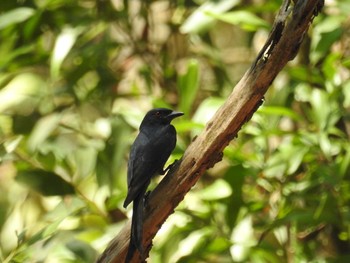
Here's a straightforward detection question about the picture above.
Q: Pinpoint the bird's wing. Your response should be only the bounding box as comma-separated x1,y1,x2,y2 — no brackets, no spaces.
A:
123,131,156,207
123,126,176,207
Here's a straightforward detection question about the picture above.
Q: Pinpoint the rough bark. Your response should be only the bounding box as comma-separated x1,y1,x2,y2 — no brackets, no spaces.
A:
97,0,324,262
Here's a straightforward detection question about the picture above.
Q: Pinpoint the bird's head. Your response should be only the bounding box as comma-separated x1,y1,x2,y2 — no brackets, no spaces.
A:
140,108,184,128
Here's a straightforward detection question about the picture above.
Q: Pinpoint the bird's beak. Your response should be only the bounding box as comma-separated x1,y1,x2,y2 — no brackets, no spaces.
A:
167,111,184,121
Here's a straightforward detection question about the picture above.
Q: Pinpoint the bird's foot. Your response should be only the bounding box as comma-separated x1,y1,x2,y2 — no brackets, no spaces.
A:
161,159,179,175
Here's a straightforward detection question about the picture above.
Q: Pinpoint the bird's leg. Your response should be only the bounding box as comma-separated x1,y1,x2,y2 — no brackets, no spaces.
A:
160,159,178,175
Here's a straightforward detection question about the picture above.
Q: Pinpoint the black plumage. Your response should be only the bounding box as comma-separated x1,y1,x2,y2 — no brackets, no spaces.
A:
123,108,183,262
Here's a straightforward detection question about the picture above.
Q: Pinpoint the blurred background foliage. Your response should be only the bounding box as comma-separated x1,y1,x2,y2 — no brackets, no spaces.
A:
1,0,350,262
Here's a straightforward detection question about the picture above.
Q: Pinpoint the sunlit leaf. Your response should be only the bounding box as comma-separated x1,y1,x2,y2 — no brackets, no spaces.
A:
0,73,45,114
258,106,301,121
311,15,344,62
191,97,224,136
180,0,240,33
339,148,350,178
309,89,339,131
172,228,212,261
27,113,62,151
0,7,35,30
322,52,341,81
50,26,84,79
230,216,255,261
344,81,350,107
197,179,232,200
75,147,98,179
206,10,270,31
27,218,63,245
192,97,224,124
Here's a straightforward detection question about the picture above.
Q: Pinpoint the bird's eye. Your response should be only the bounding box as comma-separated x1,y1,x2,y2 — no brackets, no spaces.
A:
155,111,160,116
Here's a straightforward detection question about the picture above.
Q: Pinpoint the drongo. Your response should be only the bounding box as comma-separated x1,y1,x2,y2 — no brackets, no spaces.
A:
123,108,183,262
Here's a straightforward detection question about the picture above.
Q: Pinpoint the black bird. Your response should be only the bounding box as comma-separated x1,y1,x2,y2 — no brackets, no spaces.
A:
123,108,183,262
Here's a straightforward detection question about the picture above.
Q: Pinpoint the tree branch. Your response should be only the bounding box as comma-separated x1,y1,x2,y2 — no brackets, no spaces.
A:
97,0,324,262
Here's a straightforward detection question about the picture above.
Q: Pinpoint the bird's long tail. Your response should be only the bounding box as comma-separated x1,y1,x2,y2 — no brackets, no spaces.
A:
125,191,145,262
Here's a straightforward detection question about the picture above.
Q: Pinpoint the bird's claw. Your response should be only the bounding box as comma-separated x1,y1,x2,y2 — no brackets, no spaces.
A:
162,159,179,174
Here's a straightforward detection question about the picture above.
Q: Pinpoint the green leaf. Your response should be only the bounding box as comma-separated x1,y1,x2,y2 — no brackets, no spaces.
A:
192,97,224,136
344,81,350,107
192,97,225,125
0,73,45,114
339,148,350,178
66,240,97,262
27,113,62,151
27,218,63,245
178,59,200,115
175,228,212,260
309,89,340,131
180,0,240,34
197,179,232,200
15,170,75,196
50,26,84,79
322,52,341,81
264,144,309,178
250,248,282,263
343,57,350,68
207,237,231,253
206,10,270,31
75,147,98,179
311,16,344,62
230,216,254,261
0,7,35,30
258,106,301,121
0,44,35,69
288,66,324,85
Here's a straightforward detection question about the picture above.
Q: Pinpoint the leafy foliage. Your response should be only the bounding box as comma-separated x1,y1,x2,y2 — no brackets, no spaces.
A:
1,0,350,262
